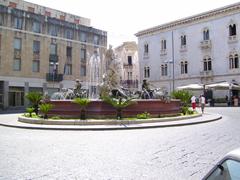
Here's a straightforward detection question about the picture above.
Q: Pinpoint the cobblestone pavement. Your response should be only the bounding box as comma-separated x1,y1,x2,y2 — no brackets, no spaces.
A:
0,107,239,180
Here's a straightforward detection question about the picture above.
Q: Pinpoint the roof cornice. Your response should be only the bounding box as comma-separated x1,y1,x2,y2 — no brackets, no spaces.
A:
135,2,240,37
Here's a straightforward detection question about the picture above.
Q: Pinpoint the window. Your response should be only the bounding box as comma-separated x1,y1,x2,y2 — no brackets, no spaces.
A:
0,14,3,25
144,44,149,54
205,159,240,180
32,60,40,72
144,66,150,78
64,64,72,75
0,34,1,50
128,72,132,80
181,35,186,46
229,24,237,36
203,56,212,71
65,29,73,39
203,29,209,40
14,38,21,50
229,54,239,69
161,64,168,76
66,46,72,57
50,44,57,55
128,56,132,65
13,16,23,29
181,61,188,74
13,59,21,71
80,65,86,76
32,21,41,33
80,48,86,62
48,25,58,36
33,41,40,53
93,35,100,45
161,39,167,50
80,32,87,42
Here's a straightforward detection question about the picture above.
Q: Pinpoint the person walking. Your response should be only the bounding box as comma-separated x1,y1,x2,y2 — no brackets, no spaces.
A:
191,95,196,111
200,95,206,114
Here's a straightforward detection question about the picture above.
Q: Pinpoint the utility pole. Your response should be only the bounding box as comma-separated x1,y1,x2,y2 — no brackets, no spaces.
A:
171,31,175,91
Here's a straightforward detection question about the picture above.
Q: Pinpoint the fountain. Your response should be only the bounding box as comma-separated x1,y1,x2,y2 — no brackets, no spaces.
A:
48,46,181,119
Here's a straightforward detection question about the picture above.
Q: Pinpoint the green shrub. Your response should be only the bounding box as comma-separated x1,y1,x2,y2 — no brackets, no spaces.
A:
73,98,91,120
102,96,136,119
171,90,192,107
39,103,54,119
26,107,34,117
137,112,150,119
25,91,43,115
181,106,194,115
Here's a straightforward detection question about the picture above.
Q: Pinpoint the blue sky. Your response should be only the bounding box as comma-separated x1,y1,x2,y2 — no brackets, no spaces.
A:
26,0,240,47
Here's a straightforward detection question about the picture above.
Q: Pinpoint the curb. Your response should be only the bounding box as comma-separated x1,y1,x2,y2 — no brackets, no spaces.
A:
0,113,222,131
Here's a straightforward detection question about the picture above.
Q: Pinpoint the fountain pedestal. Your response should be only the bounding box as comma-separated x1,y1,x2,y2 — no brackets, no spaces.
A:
48,99,181,119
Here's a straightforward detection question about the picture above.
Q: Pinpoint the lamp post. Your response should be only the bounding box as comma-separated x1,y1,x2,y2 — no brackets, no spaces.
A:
50,62,58,88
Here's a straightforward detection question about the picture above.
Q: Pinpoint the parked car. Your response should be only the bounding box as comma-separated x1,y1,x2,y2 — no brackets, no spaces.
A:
202,148,240,180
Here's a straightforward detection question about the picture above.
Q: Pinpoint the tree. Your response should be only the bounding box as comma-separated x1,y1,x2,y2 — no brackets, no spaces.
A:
73,98,91,120
102,96,136,119
25,91,43,115
171,90,193,115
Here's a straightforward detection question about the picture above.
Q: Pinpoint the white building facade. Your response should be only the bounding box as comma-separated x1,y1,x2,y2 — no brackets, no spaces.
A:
136,3,240,98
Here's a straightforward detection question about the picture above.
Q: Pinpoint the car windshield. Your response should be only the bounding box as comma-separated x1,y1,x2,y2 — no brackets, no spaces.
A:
206,159,240,180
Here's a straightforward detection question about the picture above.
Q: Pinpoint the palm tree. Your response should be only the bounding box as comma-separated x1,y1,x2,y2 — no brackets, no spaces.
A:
73,98,91,120
102,96,136,119
39,103,54,119
25,91,43,115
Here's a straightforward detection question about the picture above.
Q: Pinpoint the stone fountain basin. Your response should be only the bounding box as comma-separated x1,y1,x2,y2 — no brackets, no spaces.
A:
47,99,181,119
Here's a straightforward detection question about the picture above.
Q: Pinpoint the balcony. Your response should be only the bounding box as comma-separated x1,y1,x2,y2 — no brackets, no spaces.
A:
123,63,133,68
228,35,238,43
200,40,211,49
14,50,21,59
200,70,213,77
120,80,139,88
46,73,63,82
49,54,58,62
160,49,167,56
180,45,187,52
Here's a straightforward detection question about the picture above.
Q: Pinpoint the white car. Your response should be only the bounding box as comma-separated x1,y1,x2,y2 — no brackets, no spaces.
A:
202,148,240,180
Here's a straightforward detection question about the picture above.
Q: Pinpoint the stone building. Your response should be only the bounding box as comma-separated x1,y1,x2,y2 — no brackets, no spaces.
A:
136,2,240,99
0,0,107,109
114,42,139,90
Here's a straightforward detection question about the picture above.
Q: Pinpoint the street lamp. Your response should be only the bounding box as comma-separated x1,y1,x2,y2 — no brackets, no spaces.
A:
50,62,59,87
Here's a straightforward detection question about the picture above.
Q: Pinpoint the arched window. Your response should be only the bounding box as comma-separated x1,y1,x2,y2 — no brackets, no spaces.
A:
229,53,239,69
203,56,212,71
203,29,209,40
161,64,168,76
229,24,237,36
180,61,188,74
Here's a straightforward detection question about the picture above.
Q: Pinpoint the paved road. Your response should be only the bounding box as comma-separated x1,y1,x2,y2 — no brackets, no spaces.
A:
0,107,239,180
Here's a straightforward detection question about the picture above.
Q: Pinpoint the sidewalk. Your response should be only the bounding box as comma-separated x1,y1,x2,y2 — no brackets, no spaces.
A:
0,113,222,131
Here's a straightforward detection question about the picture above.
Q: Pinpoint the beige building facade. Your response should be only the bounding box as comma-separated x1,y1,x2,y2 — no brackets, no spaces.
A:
115,42,139,90
0,0,107,109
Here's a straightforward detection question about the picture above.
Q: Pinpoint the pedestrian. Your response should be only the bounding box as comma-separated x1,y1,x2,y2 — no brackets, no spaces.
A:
200,94,206,114
191,95,196,111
